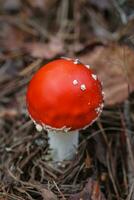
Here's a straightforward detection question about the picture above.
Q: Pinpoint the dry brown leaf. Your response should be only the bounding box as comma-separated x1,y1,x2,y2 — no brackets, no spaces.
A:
69,178,106,200
40,188,58,200
24,37,64,59
79,44,134,106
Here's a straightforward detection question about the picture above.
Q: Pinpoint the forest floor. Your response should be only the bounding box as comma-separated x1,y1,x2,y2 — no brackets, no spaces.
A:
0,0,134,199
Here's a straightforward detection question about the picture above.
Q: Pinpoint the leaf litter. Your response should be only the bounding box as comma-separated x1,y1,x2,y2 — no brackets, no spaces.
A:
0,0,134,199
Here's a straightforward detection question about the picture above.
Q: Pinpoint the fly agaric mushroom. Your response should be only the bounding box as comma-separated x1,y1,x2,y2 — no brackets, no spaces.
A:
26,58,104,161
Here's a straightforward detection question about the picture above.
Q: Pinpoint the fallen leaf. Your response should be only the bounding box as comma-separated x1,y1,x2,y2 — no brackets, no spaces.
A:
79,43,134,106
24,37,64,59
69,178,106,200
40,188,58,200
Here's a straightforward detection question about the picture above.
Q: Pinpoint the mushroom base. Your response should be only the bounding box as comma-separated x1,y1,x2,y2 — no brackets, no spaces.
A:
48,130,79,162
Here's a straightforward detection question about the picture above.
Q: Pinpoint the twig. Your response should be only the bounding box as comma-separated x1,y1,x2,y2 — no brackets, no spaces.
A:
98,121,120,199
110,0,127,24
126,180,134,200
53,180,66,200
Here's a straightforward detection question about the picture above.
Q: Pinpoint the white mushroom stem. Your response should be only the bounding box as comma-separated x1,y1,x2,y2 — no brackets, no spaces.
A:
48,130,79,162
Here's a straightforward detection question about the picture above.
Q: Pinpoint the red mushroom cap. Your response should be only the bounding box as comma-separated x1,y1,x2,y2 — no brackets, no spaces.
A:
26,58,104,131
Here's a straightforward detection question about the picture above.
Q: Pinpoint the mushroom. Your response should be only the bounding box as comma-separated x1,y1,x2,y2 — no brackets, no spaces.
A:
26,58,104,162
